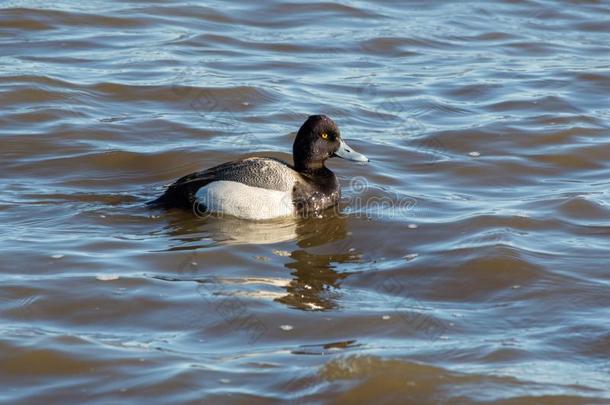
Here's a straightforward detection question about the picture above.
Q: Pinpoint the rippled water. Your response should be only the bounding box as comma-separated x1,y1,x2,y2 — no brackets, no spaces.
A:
2,0,610,403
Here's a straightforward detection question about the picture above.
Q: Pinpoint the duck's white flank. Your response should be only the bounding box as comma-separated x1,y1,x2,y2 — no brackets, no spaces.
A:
195,181,295,220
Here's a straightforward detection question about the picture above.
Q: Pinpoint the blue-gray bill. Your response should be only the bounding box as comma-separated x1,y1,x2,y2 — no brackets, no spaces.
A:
334,139,369,163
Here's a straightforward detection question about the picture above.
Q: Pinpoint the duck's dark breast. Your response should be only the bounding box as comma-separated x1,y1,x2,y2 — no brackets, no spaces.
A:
292,169,341,216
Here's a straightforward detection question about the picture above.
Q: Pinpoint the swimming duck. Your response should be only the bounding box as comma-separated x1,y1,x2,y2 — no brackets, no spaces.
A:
148,115,368,219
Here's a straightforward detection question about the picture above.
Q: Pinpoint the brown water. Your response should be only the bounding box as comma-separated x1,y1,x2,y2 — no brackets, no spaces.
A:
1,0,610,403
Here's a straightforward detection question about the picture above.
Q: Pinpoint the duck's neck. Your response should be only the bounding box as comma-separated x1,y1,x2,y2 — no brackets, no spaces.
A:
295,161,330,175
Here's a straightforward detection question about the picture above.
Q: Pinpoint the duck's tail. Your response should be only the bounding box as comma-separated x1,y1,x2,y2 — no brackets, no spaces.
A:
146,193,168,207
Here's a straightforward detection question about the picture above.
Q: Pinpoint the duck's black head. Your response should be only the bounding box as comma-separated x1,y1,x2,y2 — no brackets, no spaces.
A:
292,115,368,172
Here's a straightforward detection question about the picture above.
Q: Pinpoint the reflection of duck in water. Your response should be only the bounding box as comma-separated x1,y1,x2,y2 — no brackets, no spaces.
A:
277,248,353,311
163,210,361,311
160,195,348,246
275,216,362,311
161,212,299,246
201,216,299,245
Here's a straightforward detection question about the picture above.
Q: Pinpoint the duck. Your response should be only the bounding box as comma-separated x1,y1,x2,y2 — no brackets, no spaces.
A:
147,115,369,220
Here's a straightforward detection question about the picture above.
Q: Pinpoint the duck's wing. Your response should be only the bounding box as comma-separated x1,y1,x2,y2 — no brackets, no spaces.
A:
147,157,296,209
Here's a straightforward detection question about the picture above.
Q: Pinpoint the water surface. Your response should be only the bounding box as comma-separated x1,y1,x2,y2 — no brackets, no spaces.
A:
1,0,610,403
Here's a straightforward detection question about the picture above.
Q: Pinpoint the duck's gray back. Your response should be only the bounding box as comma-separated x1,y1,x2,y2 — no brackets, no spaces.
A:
148,157,299,209
211,157,298,191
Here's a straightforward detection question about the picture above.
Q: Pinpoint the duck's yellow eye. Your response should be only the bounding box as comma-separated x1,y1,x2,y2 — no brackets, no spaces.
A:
321,133,328,139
